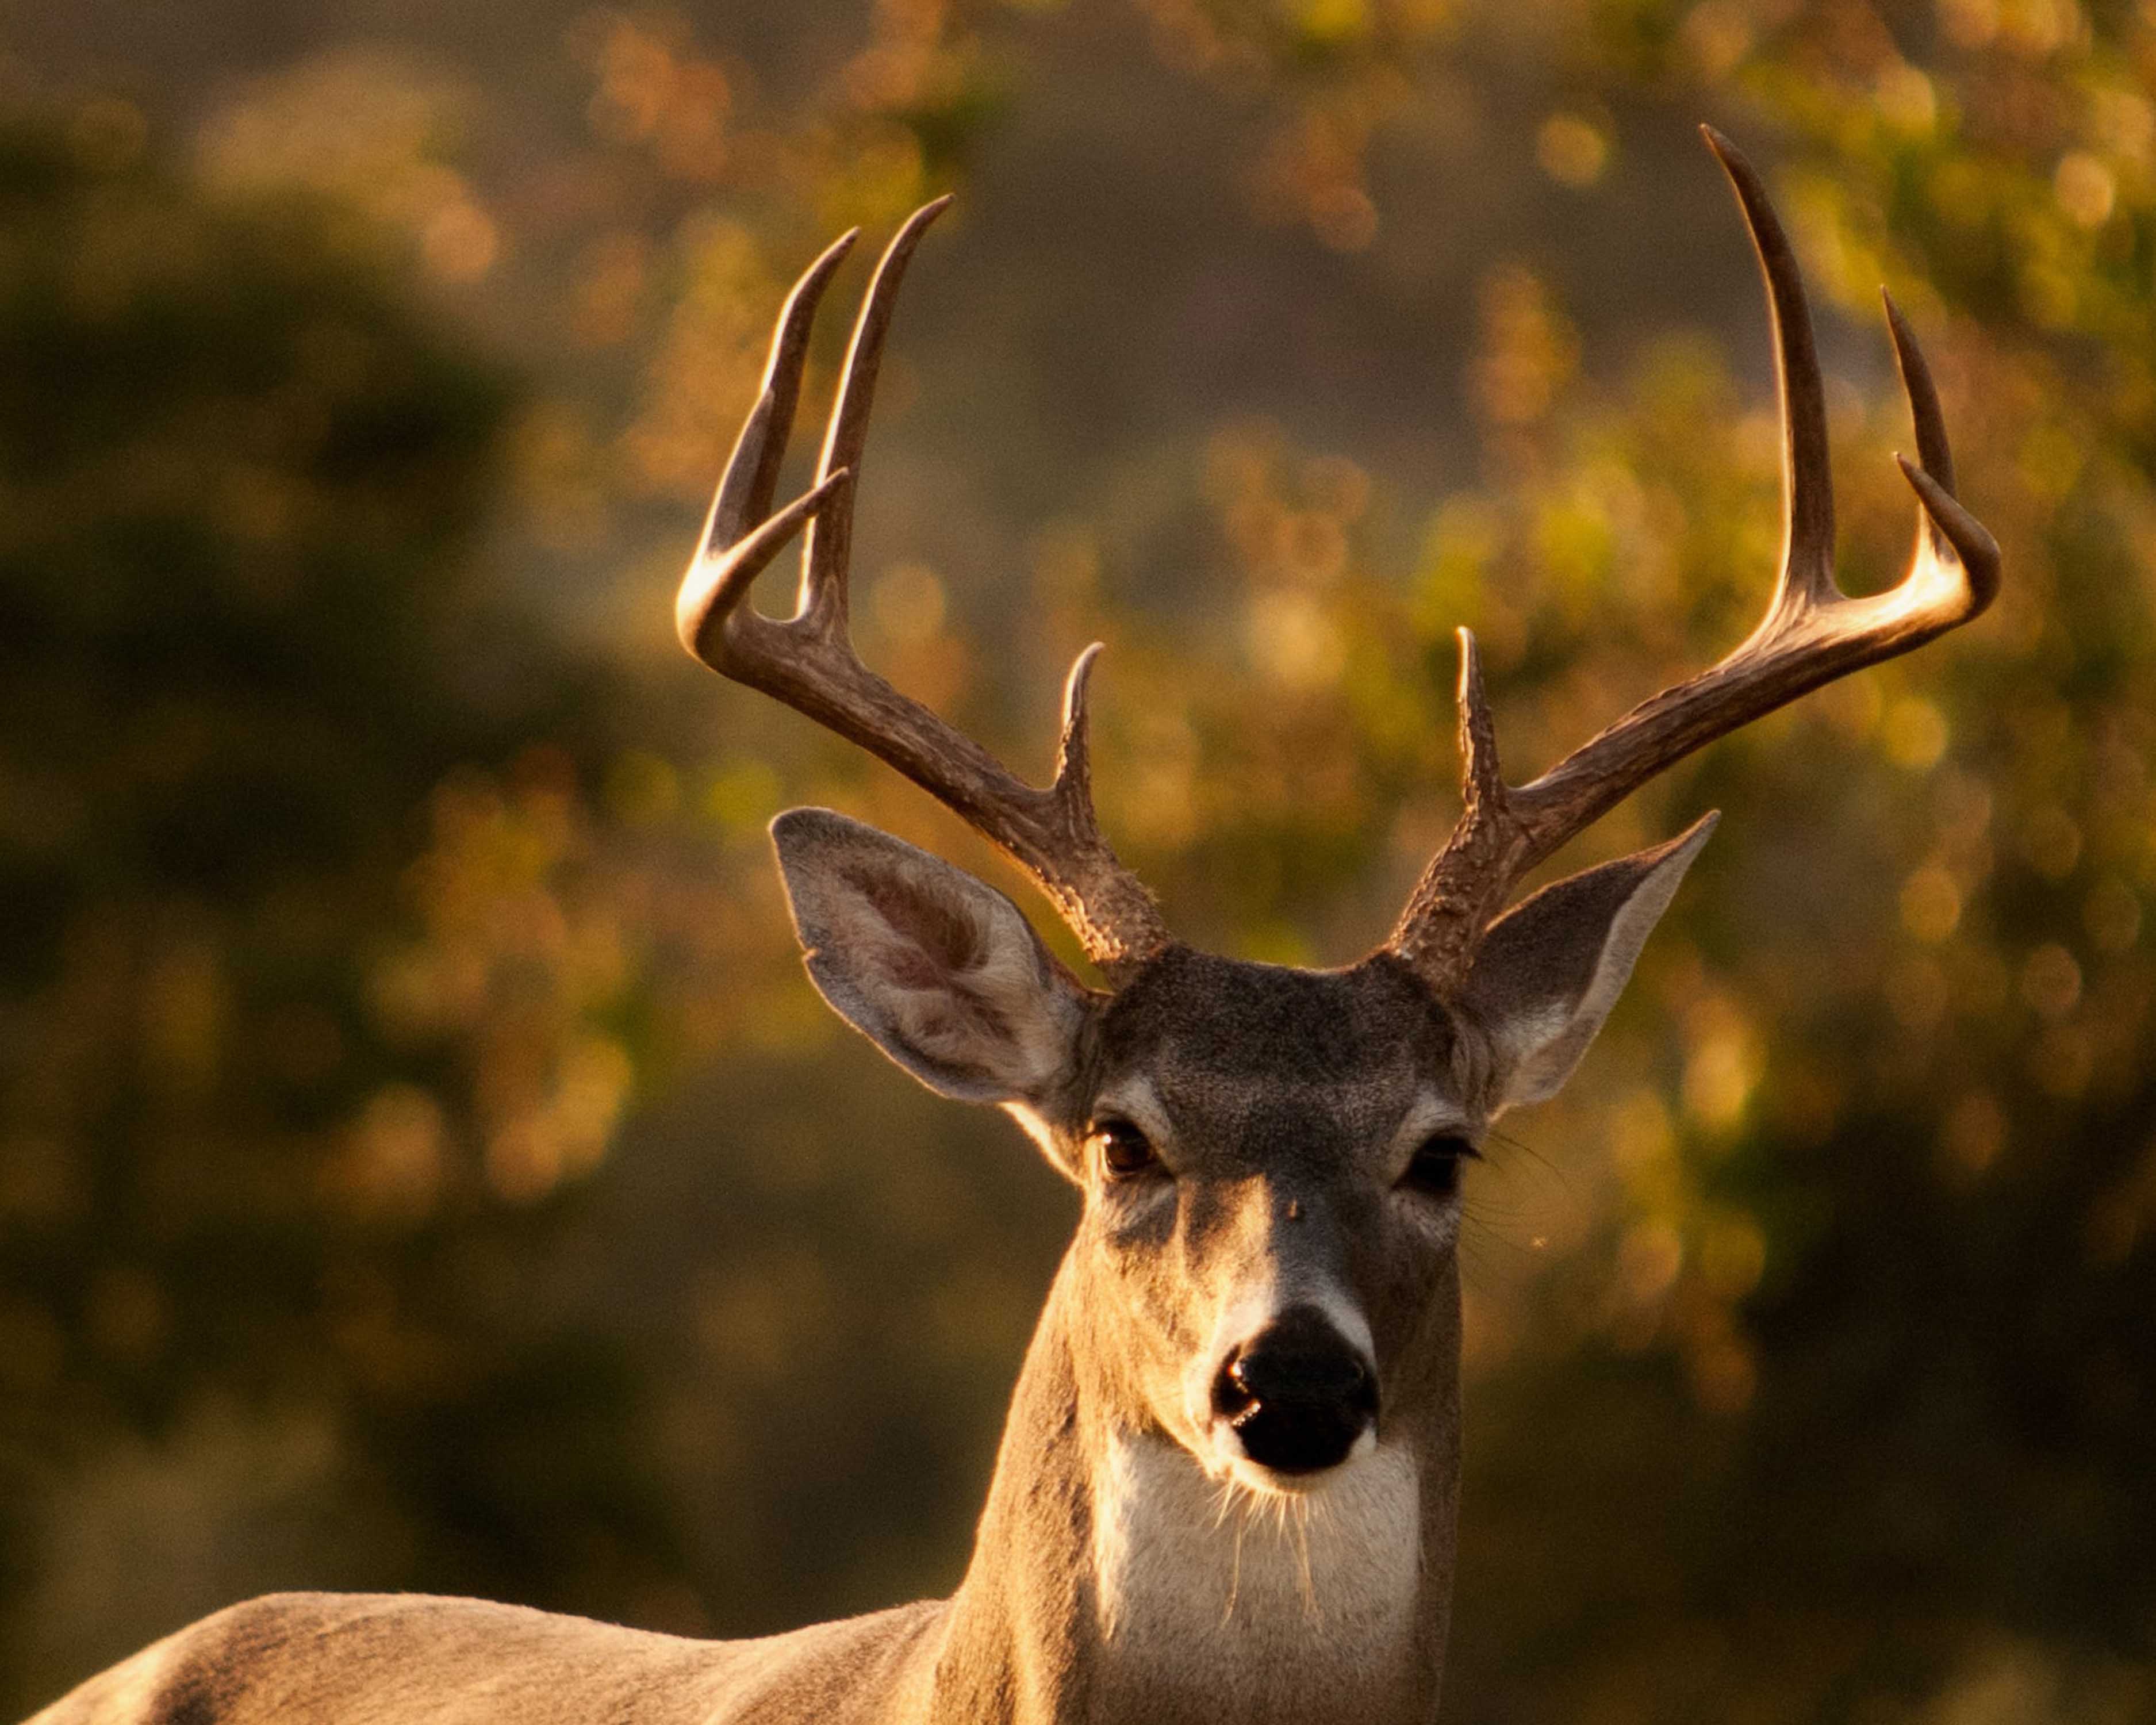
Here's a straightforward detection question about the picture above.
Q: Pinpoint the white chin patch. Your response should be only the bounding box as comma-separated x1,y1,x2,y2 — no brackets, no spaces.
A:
1089,1431,1421,1707
1215,1419,1378,1497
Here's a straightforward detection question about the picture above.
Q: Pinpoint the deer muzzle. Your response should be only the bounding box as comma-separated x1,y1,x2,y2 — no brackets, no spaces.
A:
1210,1304,1378,1477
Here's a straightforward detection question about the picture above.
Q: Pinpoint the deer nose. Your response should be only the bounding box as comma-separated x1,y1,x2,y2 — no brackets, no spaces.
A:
1211,1305,1378,1475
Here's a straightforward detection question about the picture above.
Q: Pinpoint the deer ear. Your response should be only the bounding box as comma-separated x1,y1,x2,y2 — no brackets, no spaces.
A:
1459,814,1716,1113
770,808,1091,1106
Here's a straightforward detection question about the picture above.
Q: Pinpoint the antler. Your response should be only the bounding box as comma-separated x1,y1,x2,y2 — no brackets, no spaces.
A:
674,199,1171,980
1390,126,2001,991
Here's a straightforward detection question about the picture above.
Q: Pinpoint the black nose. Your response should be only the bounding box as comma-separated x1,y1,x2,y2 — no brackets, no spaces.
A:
1211,1305,1378,1475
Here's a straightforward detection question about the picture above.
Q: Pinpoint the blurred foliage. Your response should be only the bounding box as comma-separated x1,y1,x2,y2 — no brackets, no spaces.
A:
0,114,688,1696
4,0,2156,1722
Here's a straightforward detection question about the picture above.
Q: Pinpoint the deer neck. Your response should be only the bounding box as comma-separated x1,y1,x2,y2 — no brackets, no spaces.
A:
926,1254,1461,1725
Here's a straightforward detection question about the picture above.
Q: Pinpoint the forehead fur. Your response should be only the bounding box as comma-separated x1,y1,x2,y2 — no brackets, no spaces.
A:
1095,947,1459,1091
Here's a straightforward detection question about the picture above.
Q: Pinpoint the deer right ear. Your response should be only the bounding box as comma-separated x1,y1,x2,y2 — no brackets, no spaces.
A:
770,808,1092,1109
1456,814,1716,1114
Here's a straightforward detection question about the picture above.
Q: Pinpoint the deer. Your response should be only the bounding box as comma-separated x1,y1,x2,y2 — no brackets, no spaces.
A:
25,126,1996,1725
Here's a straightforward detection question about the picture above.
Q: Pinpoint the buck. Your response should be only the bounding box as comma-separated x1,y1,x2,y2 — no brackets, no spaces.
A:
29,127,1996,1725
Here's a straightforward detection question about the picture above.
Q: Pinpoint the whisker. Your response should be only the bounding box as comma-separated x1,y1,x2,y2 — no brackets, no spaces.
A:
1222,1496,1248,1626
1292,1497,1319,1622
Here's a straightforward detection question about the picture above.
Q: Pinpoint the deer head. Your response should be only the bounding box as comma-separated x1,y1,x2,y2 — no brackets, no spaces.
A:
673,127,1998,1505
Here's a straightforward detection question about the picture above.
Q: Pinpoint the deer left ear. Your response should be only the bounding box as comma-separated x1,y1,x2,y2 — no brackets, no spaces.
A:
1458,813,1717,1113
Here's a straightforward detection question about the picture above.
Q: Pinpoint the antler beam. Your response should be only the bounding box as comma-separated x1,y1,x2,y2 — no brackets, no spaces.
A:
675,200,1170,980
1389,126,2001,990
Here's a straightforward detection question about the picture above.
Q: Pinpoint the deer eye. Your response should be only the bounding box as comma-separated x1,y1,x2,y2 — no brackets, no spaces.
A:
1399,1132,1479,1200
1094,1119,1161,1181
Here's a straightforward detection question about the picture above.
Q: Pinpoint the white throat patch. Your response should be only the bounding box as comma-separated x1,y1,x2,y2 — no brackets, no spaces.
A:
1089,1432,1422,1711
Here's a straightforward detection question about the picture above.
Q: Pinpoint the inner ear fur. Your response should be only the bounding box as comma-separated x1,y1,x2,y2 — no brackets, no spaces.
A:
770,807,1093,1108
1459,814,1717,1112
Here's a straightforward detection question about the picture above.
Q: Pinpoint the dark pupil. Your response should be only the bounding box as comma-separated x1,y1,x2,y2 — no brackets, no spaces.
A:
1406,1134,1472,1197
1100,1124,1153,1174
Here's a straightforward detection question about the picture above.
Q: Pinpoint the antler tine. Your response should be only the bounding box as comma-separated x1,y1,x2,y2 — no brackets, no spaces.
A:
1885,289,2000,605
1708,125,1837,623
800,196,953,627
677,229,858,660
1388,628,1528,976
1390,126,2000,990
675,203,1172,981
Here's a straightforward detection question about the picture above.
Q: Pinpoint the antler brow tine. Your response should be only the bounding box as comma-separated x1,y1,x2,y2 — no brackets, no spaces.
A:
674,201,1171,981
1388,125,2001,992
